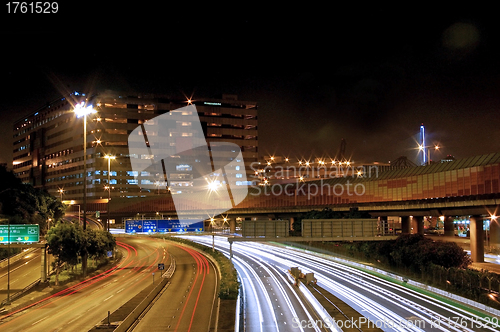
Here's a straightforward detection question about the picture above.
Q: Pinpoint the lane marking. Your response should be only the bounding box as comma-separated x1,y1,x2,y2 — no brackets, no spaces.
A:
32,316,47,325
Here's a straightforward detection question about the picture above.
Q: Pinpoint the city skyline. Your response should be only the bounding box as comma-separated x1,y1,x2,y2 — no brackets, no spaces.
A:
2,9,500,166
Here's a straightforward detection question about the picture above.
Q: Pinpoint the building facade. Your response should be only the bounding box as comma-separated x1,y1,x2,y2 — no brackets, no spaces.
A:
12,91,258,201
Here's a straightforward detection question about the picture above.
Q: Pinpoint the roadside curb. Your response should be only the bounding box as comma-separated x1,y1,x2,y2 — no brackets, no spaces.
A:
286,271,342,332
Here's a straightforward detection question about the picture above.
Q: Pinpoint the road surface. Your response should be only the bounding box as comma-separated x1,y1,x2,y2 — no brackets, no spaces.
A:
132,241,218,332
184,235,500,332
182,235,332,332
0,236,168,332
0,249,45,304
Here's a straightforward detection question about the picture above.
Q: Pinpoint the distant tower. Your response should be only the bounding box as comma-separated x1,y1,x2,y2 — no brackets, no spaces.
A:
336,138,346,161
419,124,426,165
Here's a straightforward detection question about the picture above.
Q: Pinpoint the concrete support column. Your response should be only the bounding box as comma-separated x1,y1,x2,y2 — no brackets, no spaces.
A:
401,216,411,234
470,215,484,263
444,216,455,237
413,216,424,235
380,216,388,235
229,218,236,234
490,218,500,249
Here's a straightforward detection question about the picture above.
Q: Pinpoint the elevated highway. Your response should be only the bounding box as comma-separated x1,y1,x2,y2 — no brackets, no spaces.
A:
83,152,500,262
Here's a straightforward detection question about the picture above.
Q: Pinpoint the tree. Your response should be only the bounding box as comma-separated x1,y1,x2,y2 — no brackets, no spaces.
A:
46,222,84,285
390,234,471,271
47,222,116,285
85,228,116,265
0,164,23,193
0,166,66,234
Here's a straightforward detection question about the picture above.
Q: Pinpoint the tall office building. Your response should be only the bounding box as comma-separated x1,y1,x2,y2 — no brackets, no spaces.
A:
12,91,258,201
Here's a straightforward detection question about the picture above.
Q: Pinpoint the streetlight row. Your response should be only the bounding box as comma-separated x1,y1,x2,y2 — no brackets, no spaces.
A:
263,157,354,166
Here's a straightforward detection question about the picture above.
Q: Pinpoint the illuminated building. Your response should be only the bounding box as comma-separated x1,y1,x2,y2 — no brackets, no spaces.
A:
12,91,258,200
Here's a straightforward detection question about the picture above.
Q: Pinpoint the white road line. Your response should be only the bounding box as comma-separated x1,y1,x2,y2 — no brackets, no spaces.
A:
32,316,47,325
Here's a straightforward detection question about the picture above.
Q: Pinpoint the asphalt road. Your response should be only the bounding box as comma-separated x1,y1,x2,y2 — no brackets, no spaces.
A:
182,235,331,332
0,248,45,303
0,236,169,332
132,241,218,332
185,235,500,332
0,215,102,304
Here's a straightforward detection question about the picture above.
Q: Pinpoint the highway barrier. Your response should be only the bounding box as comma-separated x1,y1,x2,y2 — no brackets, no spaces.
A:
114,254,176,332
287,270,342,332
0,248,36,268
114,278,170,332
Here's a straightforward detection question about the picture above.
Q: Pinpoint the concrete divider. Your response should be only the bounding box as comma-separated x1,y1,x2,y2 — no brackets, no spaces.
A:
114,252,176,332
286,271,342,332
114,278,170,332
0,248,36,269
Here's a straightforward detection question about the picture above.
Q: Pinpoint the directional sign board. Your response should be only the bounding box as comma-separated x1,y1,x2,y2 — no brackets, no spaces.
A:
158,263,164,270
0,224,40,244
125,220,204,234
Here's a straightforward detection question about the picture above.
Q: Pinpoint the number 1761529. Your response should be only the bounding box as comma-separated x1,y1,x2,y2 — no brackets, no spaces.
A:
6,2,58,14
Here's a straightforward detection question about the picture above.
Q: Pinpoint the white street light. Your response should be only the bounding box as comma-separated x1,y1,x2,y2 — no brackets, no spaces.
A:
74,101,96,278
74,101,96,232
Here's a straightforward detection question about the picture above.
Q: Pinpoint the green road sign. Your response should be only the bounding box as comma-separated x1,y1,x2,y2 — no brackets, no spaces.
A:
0,224,40,244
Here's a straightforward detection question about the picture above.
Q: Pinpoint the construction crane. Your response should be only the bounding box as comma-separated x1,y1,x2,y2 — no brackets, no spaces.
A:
390,156,417,168
335,138,346,161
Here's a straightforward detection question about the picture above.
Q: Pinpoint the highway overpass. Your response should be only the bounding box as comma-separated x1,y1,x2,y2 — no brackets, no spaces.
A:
72,152,500,262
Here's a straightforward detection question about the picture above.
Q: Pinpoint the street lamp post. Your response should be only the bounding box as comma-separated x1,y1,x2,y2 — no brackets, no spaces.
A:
74,101,96,278
418,144,441,165
58,188,64,201
74,101,96,231
104,155,115,232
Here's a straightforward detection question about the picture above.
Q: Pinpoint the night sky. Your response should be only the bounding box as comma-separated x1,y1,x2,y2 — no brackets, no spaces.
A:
1,7,500,166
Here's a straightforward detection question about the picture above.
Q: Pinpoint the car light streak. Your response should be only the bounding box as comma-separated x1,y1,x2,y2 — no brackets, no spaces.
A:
0,241,134,322
232,256,265,332
244,241,500,332
272,245,500,331
233,247,323,332
171,244,209,332
232,253,279,331
0,239,168,331
182,236,325,332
